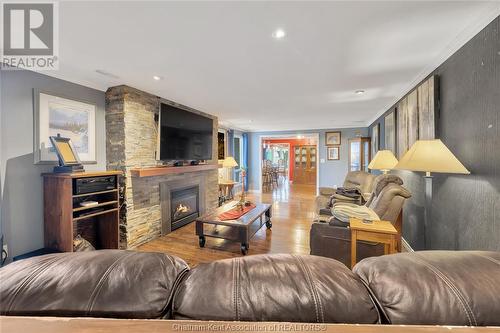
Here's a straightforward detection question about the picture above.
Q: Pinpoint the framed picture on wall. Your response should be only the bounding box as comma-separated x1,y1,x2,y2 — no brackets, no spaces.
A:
327,146,340,160
371,122,380,158
217,131,226,160
384,111,396,154
325,131,341,145
34,90,96,164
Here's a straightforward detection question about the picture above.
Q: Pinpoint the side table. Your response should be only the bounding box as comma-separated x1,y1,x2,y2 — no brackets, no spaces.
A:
350,217,398,269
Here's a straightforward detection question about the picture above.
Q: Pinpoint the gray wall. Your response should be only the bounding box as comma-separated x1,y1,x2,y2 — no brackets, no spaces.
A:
368,15,500,251
248,128,368,191
0,69,106,259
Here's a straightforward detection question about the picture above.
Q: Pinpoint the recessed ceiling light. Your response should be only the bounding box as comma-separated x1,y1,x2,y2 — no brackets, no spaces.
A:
355,90,365,95
272,28,286,40
153,75,162,81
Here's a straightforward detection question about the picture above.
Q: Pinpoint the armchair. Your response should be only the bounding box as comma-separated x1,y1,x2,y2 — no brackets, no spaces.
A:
310,175,411,267
315,171,377,221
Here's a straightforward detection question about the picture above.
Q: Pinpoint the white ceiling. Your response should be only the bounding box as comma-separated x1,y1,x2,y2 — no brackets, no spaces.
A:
42,1,500,132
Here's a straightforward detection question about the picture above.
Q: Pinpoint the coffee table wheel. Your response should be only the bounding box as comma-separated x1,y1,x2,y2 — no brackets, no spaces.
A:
199,236,206,248
266,220,272,229
241,243,249,255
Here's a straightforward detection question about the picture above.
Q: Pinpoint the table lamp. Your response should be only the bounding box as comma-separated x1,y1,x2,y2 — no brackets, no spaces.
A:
394,139,470,248
222,156,238,180
368,150,398,174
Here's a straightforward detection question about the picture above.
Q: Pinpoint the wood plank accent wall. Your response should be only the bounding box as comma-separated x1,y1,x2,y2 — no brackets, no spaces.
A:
368,16,500,251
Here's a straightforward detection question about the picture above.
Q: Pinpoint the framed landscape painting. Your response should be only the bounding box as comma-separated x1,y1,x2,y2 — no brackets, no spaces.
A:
371,123,380,158
325,131,341,146
34,91,96,164
384,111,396,154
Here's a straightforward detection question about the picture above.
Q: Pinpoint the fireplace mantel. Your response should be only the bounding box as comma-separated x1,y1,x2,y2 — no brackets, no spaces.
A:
130,164,218,177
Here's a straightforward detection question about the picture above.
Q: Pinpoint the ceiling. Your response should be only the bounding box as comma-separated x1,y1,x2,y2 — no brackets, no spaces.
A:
42,1,500,131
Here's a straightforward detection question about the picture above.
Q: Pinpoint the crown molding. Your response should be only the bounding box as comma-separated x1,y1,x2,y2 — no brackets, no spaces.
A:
366,4,500,127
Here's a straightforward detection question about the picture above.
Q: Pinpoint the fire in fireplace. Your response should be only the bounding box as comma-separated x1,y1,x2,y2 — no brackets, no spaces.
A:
170,186,199,231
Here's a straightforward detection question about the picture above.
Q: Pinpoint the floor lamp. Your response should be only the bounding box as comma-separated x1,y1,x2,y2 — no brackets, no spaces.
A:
394,139,470,248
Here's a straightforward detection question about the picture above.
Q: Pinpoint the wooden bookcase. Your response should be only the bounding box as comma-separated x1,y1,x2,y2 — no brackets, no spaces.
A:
42,171,122,252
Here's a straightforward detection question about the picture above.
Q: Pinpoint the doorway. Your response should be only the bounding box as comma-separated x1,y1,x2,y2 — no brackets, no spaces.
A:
259,134,319,193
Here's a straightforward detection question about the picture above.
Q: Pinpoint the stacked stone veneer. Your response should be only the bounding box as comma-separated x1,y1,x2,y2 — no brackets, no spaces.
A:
105,85,219,249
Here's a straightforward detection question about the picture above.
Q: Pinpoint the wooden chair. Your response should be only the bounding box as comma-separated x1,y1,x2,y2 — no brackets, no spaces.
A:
277,159,287,183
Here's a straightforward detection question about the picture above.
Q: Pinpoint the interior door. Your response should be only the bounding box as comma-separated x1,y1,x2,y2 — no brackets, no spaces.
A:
349,140,361,171
348,138,371,172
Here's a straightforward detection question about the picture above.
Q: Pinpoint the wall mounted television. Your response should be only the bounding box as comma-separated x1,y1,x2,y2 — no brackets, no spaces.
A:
158,103,213,161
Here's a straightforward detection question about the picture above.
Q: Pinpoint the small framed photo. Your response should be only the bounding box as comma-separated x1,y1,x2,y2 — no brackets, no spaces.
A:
325,131,341,146
327,146,340,160
49,136,82,166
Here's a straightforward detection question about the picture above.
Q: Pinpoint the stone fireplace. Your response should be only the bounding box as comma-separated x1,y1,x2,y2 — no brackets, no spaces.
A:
105,85,219,248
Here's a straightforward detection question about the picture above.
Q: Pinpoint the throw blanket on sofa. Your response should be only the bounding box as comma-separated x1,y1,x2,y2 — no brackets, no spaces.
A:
327,187,361,207
332,203,380,223
335,187,361,198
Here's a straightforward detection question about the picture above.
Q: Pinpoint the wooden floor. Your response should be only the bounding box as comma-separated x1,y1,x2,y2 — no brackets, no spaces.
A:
137,182,316,267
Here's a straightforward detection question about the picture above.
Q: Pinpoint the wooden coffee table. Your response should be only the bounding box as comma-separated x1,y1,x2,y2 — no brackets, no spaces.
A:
195,201,272,255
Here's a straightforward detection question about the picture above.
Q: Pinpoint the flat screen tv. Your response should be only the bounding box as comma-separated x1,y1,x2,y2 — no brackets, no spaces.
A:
158,103,213,161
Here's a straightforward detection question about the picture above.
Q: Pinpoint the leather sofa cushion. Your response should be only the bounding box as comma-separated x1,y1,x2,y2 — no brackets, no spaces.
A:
0,250,188,319
353,251,500,326
173,254,380,323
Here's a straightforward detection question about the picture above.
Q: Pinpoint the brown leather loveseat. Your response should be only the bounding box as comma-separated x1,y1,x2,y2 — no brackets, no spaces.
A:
1,250,499,326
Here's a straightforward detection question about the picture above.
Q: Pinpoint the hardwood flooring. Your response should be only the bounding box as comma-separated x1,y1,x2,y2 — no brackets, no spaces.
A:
136,182,317,267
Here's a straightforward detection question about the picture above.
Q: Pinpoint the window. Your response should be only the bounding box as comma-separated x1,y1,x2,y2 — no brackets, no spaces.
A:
234,135,243,182
234,137,241,169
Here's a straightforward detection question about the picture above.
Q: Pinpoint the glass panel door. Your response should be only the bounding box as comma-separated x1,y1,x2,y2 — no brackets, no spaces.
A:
350,141,361,171
363,141,370,172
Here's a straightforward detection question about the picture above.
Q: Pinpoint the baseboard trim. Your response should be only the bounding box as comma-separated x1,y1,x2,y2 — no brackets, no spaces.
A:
401,238,414,252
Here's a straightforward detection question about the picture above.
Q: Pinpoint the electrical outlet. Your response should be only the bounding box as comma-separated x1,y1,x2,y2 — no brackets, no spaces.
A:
2,244,8,260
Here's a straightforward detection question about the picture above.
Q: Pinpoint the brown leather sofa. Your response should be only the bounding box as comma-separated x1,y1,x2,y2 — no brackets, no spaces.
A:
316,171,377,221
354,251,500,326
0,250,188,319
1,250,499,326
310,175,411,266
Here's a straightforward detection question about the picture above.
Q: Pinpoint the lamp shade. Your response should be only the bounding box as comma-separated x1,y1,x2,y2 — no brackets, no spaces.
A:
368,150,398,172
394,139,470,174
222,156,238,168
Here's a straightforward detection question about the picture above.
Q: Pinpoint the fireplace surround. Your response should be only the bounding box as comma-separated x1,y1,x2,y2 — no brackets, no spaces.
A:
105,85,219,248
170,186,199,231
160,176,208,235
